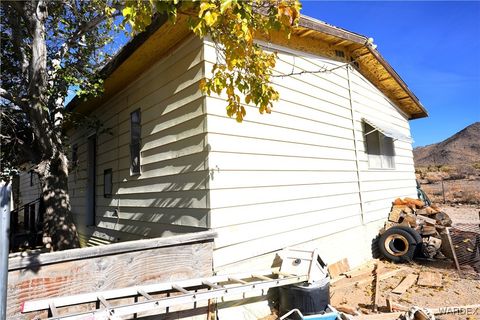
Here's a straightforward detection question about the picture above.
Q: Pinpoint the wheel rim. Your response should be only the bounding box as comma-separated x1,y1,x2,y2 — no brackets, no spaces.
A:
384,234,409,256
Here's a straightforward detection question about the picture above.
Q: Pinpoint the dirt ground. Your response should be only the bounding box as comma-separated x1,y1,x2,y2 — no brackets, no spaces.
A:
260,205,480,320
329,204,480,320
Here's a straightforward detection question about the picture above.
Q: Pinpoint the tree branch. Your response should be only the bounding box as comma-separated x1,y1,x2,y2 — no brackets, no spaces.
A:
0,88,28,109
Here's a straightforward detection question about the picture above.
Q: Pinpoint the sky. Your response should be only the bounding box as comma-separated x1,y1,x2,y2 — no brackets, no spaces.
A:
301,1,480,147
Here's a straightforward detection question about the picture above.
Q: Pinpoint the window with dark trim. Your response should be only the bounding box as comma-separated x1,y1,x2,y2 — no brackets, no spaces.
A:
30,171,34,187
364,122,395,169
104,169,112,198
130,109,141,175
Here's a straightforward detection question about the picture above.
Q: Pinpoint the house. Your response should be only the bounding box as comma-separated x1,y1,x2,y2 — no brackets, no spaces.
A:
17,11,426,294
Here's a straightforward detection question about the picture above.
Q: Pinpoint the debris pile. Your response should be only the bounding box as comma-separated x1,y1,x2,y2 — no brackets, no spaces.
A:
378,198,452,262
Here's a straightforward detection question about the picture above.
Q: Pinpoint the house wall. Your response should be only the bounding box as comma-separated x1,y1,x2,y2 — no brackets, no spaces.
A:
17,170,41,208
204,41,417,273
68,35,210,245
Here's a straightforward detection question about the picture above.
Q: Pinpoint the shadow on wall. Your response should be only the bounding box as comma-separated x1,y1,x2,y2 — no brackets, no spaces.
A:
92,103,211,242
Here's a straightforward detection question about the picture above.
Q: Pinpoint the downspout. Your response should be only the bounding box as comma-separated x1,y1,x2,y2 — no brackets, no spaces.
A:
346,66,366,225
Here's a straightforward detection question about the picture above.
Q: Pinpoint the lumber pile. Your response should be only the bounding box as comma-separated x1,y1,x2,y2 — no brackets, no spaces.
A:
382,198,452,259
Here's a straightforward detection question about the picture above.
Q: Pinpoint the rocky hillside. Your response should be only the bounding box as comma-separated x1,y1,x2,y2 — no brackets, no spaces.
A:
413,122,480,168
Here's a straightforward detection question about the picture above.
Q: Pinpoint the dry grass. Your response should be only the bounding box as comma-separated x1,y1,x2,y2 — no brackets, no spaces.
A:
421,179,480,205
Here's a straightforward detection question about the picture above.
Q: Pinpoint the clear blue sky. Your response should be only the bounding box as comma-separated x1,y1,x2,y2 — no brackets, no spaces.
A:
301,1,480,147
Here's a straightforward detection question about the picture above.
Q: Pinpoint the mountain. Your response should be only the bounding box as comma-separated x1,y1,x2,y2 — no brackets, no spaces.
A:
413,122,480,167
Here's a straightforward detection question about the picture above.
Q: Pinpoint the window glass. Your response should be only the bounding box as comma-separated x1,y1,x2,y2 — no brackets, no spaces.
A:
130,109,141,175
104,169,112,198
364,123,395,169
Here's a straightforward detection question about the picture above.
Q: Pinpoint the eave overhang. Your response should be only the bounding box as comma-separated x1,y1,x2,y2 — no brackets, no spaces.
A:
67,14,428,120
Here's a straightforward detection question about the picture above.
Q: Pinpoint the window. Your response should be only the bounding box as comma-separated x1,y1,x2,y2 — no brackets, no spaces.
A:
104,169,112,198
364,122,395,169
30,171,34,187
130,109,141,175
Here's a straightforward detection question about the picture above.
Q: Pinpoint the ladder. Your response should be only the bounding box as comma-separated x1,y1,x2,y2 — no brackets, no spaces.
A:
22,269,307,319
22,249,327,320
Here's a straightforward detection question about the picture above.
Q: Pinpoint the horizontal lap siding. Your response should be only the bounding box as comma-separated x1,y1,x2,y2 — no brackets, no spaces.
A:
349,69,417,224
17,171,41,207
205,44,364,269
68,36,209,244
206,42,418,270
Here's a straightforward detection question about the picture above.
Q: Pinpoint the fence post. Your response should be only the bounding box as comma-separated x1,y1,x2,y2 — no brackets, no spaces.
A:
0,181,12,320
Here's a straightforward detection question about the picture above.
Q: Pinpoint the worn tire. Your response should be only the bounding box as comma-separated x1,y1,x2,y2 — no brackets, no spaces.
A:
378,226,421,263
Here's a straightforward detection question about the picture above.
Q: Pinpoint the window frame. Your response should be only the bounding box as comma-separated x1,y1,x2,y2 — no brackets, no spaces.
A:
364,122,396,170
104,169,113,198
130,109,141,175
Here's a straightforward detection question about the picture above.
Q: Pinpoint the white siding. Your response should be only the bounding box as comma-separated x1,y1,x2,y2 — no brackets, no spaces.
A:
17,171,41,207
68,36,210,244
205,42,417,271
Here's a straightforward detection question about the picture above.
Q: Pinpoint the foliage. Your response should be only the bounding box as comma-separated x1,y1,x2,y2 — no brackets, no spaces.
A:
0,0,301,250
119,0,302,122
0,1,121,174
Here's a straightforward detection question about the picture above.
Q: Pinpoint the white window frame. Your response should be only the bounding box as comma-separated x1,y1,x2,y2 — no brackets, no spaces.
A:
364,122,396,170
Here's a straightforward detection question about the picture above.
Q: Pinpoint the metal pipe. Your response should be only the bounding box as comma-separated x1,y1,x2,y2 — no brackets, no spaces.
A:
0,181,12,320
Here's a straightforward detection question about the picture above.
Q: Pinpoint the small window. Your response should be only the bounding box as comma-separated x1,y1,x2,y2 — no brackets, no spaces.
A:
130,109,141,175
104,169,112,198
364,123,395,169
30,171,34,187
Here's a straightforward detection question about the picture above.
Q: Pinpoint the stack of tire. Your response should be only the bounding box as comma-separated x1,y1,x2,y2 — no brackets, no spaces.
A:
378,226,422,262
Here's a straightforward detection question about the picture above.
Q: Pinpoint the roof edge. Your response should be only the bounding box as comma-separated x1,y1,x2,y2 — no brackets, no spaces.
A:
66,14,169,112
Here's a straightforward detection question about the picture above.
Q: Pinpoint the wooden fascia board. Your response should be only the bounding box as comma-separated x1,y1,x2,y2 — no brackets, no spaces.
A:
366,46,428,118
296,16,428,119
66,14,191,115
67,14,427,120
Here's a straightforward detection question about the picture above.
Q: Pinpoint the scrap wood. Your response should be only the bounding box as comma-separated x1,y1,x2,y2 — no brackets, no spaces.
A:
331,261,376,284
391,274,418,295
335,305,360,316
416,271,442,287
353,312,404,320
328,258,351,279
416,215,437,225
372,261,382,312
332,266,408,291
386,297,409,312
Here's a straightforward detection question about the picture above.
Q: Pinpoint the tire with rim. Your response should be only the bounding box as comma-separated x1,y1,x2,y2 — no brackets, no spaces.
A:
378,226,421,263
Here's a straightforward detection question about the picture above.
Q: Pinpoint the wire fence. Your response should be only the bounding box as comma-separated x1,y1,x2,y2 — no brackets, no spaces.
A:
420,179,480,205
448,222,480,278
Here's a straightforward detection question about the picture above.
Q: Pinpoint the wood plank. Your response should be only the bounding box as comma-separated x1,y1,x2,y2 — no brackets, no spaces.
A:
417,271,442,287
328,258,350,278
8,230,216,270
372,262,382,312
8,240,214,319
332,267,408,291
391,274,418,294
354,312,404,320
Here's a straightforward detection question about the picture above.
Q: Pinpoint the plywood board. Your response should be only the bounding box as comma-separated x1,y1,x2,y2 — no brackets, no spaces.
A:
417,271,443,287
391,274,418,294
328,258,351,278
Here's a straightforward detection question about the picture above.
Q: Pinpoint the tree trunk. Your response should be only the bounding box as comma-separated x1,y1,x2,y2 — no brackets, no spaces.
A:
37,152,80,251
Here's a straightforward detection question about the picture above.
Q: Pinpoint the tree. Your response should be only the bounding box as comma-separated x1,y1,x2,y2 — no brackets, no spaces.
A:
0,0,301,251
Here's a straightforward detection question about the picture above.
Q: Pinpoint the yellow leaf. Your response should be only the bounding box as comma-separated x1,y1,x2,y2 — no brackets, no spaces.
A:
204,11,218,27
122,7,133,17
220,0,233,13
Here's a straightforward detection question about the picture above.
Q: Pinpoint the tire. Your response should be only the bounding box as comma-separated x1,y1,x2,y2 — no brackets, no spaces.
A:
378,226,421,263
